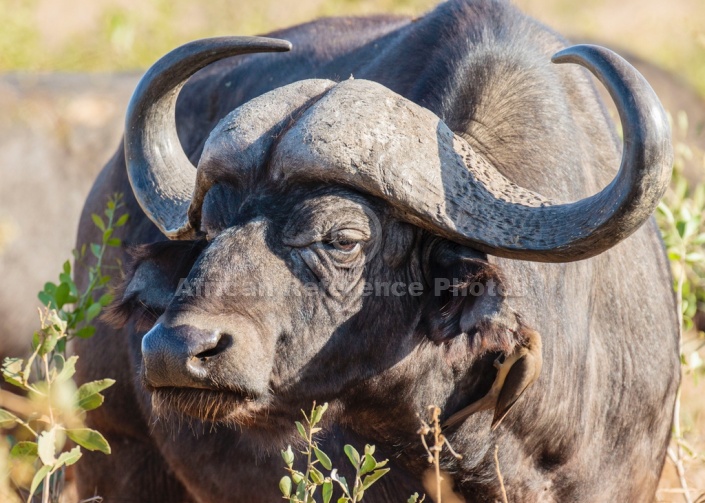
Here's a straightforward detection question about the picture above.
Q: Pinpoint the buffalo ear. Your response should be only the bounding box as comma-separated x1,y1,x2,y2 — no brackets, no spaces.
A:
420,239,524,356
103,240,207,329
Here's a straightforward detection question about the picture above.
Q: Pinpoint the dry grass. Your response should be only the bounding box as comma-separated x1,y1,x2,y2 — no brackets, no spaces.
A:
658,375,705,502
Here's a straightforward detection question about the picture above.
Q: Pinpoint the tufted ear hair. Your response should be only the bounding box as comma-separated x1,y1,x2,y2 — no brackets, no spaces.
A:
103,240,207,330
419,238,527,357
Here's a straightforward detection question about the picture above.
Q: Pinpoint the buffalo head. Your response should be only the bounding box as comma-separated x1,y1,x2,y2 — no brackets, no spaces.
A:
108,37,672,428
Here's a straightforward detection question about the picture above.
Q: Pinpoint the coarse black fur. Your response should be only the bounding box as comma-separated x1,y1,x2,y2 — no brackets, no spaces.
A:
73,1,679,501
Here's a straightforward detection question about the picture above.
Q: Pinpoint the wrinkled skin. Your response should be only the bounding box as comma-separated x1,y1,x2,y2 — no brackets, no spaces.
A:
74,1,679,502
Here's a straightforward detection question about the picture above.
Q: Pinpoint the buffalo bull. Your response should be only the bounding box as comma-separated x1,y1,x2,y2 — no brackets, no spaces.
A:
73,1,679,501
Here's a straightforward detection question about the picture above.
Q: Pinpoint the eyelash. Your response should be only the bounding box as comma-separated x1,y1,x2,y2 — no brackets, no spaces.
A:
322,231,362,254
330,238,358,252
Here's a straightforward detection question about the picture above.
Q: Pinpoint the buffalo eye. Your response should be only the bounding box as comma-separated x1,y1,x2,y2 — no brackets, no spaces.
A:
330,237,358,252
324,229,364,259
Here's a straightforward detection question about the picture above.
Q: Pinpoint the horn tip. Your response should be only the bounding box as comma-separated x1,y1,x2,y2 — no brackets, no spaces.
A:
257,36,293,52
550,44,601,65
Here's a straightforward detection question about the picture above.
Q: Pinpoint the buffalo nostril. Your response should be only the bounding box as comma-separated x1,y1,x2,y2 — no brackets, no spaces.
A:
193,333,232,361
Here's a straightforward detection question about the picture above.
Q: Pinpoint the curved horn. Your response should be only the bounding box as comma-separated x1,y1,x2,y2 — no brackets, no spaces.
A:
125,36,292,239
189,79,337,228
270,44,672,262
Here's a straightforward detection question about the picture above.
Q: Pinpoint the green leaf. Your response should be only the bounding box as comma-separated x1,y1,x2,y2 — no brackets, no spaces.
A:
344,445,360,468
322,480,333,503
38,427,57,465
360,453,377,475
2,357,28,390
107,238,121,247
99,293,114,307
0,408,19,427
77,378,115,399
53,353,65,370
77,393,104,412
75,325,96,339
361,468,390,490
10,441,38,461
54,337,66,362
331,470,350,496
115,213,129,227
55,445,82,468
63,260,71,275
310,466,325,485
102,229,113,242
295,479,306,501
311,402,328,425
38,291,54,308
56,355,78,382
38,330,59,356
43,282,58,296
91,243,102,258
85,303,102,322
92,214,106,232
279,475,292,497
374,459,388,469
39,282,58,308
668,250,683,261
29,464,52,498
75,379,115,411
677,220,687,239
657,202,674,225
55,282,70,308
66,428,111,454
685,252,705,263
281,445,295,467
295,420,307,440
407,493,421,503
313,446,332,471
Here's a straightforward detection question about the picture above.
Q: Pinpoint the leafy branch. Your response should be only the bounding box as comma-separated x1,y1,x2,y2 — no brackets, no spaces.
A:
656,111,705,503
417,406,462,503
279,402,390,503
0,193,127,503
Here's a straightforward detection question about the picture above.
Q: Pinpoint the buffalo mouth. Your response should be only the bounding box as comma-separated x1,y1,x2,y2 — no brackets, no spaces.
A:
148,386,264,425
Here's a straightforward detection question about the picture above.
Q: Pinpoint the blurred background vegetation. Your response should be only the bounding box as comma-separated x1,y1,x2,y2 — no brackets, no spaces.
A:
1,0,705,98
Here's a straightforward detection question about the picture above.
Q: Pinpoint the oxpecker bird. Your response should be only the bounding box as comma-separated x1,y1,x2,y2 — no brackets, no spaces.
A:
443,329,543,430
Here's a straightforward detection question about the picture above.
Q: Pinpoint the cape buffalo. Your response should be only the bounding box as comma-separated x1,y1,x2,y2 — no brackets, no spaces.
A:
73,0,679,501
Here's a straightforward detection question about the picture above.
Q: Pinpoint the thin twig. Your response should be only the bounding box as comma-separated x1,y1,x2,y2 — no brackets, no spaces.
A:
671,261,694,503
668,447,694,503
432,408,442,503
418,406,463,503
0,389,36,418
494,445,508,503
41,353,53,503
